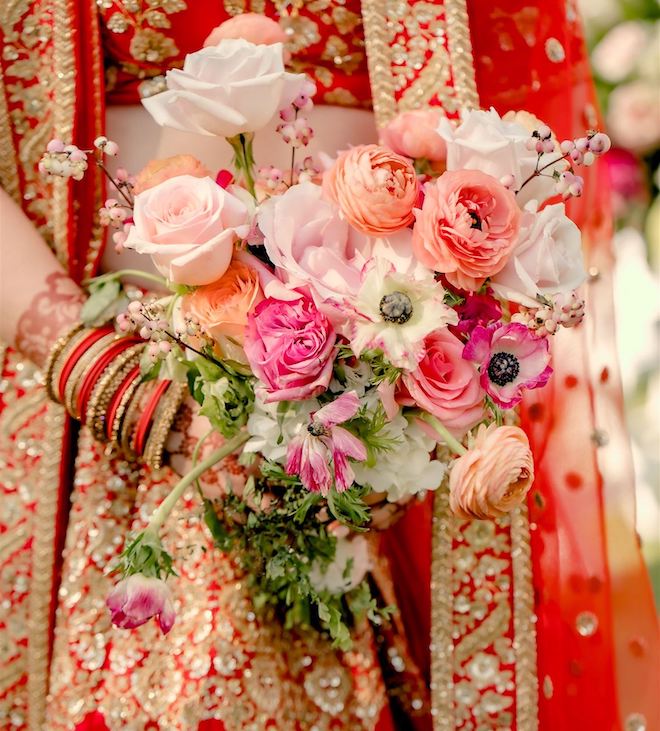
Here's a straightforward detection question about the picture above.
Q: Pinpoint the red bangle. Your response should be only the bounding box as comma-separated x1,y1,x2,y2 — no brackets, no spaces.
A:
77,337,141,423
105,364,142,440
134,379,171,457
57,326,114,401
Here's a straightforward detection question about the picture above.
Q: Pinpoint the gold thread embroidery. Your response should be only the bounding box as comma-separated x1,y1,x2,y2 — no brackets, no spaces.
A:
510,504,539,731
0,63,19,202
360,0,396,127
444,0,479,110
27,402,66,731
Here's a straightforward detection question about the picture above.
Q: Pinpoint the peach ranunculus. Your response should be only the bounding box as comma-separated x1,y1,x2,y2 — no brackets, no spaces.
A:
204,14,289,58
124,175,251,286
412,169,521,291
323,144,419,236
449,423,534,519
133,155,210,195
183,260,263,356
380,109,447,162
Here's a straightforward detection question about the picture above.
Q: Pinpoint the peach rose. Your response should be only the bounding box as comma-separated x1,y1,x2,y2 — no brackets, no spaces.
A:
412,169,521,291
449,423,534,519
183,261,263,355
380,109,447,162
133,155,210,194
323,144,419,236
204,13,288,49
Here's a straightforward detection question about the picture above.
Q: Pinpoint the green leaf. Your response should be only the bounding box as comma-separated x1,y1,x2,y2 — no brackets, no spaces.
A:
81,278,126,327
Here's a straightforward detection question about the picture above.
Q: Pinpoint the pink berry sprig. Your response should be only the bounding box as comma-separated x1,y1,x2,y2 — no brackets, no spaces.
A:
511,291,586,335
39,140,88,181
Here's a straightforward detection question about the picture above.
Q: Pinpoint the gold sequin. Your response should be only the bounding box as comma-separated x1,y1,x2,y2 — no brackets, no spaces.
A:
545,37,566,63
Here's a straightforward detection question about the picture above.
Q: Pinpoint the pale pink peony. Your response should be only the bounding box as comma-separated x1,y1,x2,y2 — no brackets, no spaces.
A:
323,144,419,236
204,13,288,48
399,329,484,436
107,574,176,634
133,155,210,194
463,322,552,409
380,109,447,161
286,391,367,494
449,423,534,519
124,175,251,286
412,169,521,291
244,294,337,402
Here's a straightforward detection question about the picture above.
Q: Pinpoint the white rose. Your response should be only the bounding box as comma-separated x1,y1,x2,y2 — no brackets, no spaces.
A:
309,536,371,595
352,415,446,502
142,40,306,138
490,202,586,307
438,108,560,207
607,81,660,154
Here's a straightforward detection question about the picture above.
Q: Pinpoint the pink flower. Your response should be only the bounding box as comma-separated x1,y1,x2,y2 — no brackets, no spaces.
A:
398,329,484,436
380,109,447,162
412,170,521,291
204,13,289,49
107,574,176,634
323,144,419,236
124,175,251,286
286,391,367,494
244,294,337,402
463,323,552,409
133,155,210,194
452,289,502,338
449,423,534,519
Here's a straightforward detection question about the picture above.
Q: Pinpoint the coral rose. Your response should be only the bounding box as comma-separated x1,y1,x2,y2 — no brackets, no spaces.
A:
412,169,521,291
449,423,534,519
204,13,288,48
380,109,447,162
399,329,484,436
183,260,263,360
323,144,419,236
133,155,210,194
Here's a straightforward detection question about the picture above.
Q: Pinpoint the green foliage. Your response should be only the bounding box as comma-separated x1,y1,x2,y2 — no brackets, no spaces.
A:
81,277,128,327
114,529,176,580
350,401,402,467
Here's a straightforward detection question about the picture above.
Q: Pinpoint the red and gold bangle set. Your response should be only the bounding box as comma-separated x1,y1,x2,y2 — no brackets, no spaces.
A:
44,324,186,469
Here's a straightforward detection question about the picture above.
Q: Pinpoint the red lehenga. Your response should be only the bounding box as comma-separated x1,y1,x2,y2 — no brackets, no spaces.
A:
0,2,657,731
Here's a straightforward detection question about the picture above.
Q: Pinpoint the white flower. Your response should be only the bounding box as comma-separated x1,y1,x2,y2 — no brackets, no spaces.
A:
352,415,446,502
438,108,560,207
607,81,660,154
591,21,652,84
244,387,317,464
309,535,371,594
346,258,457,370
142,40,307,138
490,202,586,307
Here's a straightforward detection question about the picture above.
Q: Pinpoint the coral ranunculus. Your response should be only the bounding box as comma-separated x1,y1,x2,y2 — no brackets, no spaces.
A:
133,155,210,194
323,144,419,236
412,169,521,291
183,260,263,354
449,423,534,519
204,13,288,49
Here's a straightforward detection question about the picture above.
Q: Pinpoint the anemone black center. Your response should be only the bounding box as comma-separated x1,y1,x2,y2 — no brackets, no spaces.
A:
307,422,329,437
379,291,413,324
487,352,520,386
468,211,482,230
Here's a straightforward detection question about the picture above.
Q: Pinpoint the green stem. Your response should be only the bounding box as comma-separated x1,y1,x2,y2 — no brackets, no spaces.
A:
148,431,249,533
239,133,257,198
191,428,215,499
418,413,467,456
85,269,167,288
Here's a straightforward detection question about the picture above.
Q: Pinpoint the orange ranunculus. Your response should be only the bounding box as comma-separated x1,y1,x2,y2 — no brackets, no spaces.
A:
133,155,210,194
449,423,534,519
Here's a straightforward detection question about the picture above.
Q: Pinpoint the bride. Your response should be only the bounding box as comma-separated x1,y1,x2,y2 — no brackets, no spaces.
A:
0,1,657,730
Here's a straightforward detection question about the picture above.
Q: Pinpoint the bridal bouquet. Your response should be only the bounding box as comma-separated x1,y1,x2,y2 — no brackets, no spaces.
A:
40,15,610,646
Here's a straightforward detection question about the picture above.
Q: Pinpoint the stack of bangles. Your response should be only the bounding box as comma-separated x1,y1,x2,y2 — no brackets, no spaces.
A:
44,323,186,470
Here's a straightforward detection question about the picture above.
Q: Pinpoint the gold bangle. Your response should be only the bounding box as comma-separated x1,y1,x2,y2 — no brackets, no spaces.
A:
144,381,187,471
120,380,152,460
49,326,96,403
63,333,120,418
86,344,144,442
43,323,84,402
109,369,144,450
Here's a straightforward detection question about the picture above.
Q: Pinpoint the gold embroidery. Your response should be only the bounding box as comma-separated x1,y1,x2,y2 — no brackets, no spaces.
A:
444,0,480,110
0,63,19,202
360,0,397,127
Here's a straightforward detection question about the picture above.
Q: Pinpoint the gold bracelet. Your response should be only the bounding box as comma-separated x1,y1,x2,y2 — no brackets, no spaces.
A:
49,326,97,403
86,345,144,442
43,323,84,402
119,380,152,460
143,381,187,471
63,333,120,418
109,369,144,450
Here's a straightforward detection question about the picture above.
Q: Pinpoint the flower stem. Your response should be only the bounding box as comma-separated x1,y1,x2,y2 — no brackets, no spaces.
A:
85,269,167,288
517,152,570,194
148,431,250,533
239,133,257,198
418,413,467,456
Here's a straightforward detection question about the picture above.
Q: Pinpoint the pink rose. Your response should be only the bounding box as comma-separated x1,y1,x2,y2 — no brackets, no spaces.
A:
107,574,176,635
133,155,210,194
449,423,534,519
244,294,337,402
412,169,521,291
204,13,289,49
399,329,484,436
124,175,251,286
323,144,419,236
380,109,447,162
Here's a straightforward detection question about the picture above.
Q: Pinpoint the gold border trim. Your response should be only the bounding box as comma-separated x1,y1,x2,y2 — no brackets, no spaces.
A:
360,0,396,128
27,402,66,731
0,64,20,202
444,0,480,111
511,504,539,731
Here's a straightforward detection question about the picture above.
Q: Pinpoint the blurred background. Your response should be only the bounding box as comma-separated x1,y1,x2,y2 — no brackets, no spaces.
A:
579,0,660,603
